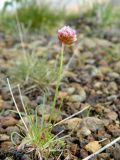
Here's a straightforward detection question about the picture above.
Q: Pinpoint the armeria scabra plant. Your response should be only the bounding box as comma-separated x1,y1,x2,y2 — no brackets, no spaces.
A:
7,26,77,159
49,26,77,123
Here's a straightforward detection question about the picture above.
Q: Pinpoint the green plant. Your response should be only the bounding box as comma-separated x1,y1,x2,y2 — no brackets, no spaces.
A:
0,13,15,33
10,53,58,85
7,34,67,158
76,3,120,29
7,26,68,159
1,0,65,33
98,4,120,28
7,81,67,159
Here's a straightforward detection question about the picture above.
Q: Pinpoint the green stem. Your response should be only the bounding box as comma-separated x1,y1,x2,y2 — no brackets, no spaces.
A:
49,43,64,123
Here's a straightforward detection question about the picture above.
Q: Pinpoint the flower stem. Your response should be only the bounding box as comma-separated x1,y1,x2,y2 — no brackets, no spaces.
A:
49,43,64,123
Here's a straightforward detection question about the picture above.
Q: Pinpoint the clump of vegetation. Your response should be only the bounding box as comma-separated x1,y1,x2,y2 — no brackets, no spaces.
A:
7,24,78,159
67,3,120,33
0,13,15,33
0,0,65,33
10,53,58,85
8,80,66,159
83,3,120,28
98,4,120,28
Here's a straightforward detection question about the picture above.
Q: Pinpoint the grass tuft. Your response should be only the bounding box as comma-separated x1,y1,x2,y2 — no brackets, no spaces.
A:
0,0,65,33
84,3,120,28
7,79,66,159
10,53,58,85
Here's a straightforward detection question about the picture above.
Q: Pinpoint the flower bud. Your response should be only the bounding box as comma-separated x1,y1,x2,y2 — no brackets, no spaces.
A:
58,26,77,45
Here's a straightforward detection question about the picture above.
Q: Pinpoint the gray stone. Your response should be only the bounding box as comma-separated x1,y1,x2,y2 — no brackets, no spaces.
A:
80,117,104,132
0,134,9,141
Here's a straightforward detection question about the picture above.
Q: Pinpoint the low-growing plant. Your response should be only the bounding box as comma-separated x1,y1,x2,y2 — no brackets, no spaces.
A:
76,3,120,29
10,53,58,85
67,3,120,39
0,13,16,33
7,25,77,159
97,4,120,28
8,81,67,159
7,41,65,158
1,0,65,33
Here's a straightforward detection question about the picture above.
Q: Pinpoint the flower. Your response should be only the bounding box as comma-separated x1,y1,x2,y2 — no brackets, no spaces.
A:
58,26,77,45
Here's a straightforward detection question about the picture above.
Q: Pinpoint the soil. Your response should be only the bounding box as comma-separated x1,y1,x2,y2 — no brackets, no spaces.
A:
0,13,120,160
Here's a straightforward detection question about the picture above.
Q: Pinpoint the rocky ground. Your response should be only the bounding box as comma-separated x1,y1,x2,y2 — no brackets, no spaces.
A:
0,13,120,160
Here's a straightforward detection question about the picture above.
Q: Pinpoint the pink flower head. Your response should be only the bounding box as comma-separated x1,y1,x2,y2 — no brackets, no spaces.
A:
58,26,77,45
